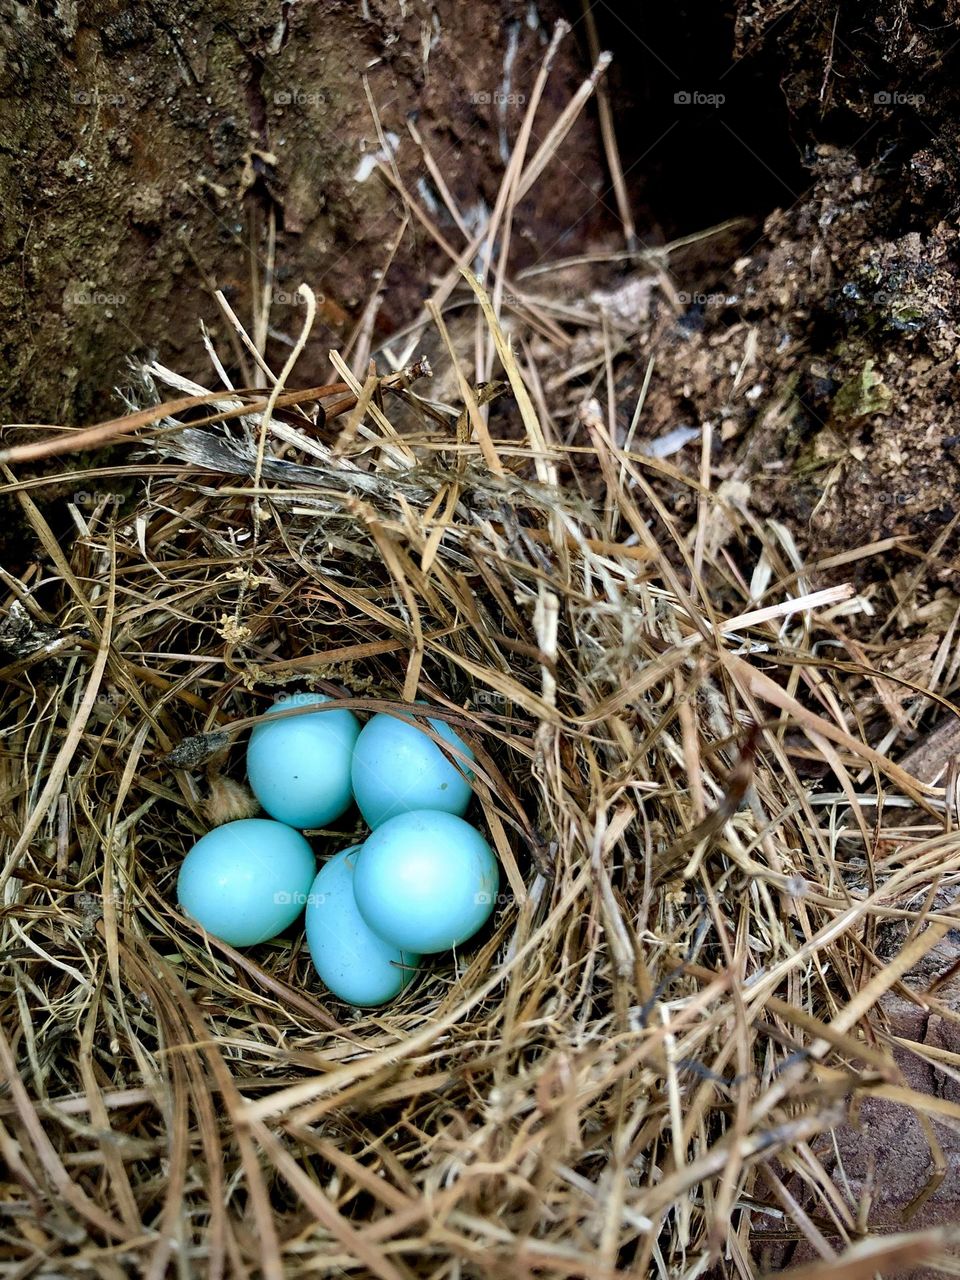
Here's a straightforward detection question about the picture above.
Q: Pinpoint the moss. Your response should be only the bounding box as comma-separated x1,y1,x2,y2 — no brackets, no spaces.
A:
831,359,894,424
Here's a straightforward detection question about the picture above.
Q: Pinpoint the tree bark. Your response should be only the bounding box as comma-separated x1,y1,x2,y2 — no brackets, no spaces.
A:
0,0,607,425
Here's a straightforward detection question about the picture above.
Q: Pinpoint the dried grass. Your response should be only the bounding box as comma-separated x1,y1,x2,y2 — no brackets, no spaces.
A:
3,25,960,1280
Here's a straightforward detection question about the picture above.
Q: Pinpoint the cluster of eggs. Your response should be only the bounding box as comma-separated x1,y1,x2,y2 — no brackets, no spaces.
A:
176,693,499,1006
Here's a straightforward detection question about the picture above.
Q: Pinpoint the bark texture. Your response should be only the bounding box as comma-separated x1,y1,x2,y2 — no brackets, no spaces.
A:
0,0,607,424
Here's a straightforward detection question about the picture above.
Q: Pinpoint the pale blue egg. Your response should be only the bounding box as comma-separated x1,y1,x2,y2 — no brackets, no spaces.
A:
304,845,420,1006
177,818,316,947
353,810,499,953
351,709,475,828
246,691,360,828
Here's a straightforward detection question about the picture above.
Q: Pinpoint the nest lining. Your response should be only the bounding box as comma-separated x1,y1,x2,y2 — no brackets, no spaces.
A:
2,290,958,1280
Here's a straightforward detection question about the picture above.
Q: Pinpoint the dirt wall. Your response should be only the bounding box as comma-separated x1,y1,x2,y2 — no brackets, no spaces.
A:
0,0,608,425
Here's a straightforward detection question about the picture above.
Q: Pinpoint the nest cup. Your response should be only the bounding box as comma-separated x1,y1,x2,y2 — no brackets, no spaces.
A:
0,296,953,1277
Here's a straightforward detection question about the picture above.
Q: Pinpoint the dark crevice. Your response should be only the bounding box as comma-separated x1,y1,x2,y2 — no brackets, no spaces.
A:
564,0,808,241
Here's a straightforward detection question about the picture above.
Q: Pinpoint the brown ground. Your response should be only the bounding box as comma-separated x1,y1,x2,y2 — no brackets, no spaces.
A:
625,150,960,587
0,0,606,426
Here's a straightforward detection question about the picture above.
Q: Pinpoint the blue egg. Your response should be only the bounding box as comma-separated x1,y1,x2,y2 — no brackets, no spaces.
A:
246,691,360,828
177,818,316,947
353,810,499,953
304,845,420,1006
351,709,475,828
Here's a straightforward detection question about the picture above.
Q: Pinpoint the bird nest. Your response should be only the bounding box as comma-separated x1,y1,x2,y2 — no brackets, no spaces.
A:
2,281,959,1280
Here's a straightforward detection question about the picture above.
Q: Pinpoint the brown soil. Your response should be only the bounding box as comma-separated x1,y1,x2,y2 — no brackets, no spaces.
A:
526,1,960,599
609,147,960,583
0,0,607,426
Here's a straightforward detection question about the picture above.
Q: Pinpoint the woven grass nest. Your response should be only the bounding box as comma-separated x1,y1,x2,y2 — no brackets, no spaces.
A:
2,278,960,1280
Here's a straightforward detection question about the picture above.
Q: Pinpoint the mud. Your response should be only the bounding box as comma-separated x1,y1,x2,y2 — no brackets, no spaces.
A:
0,0,605,426
615,145,960,582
